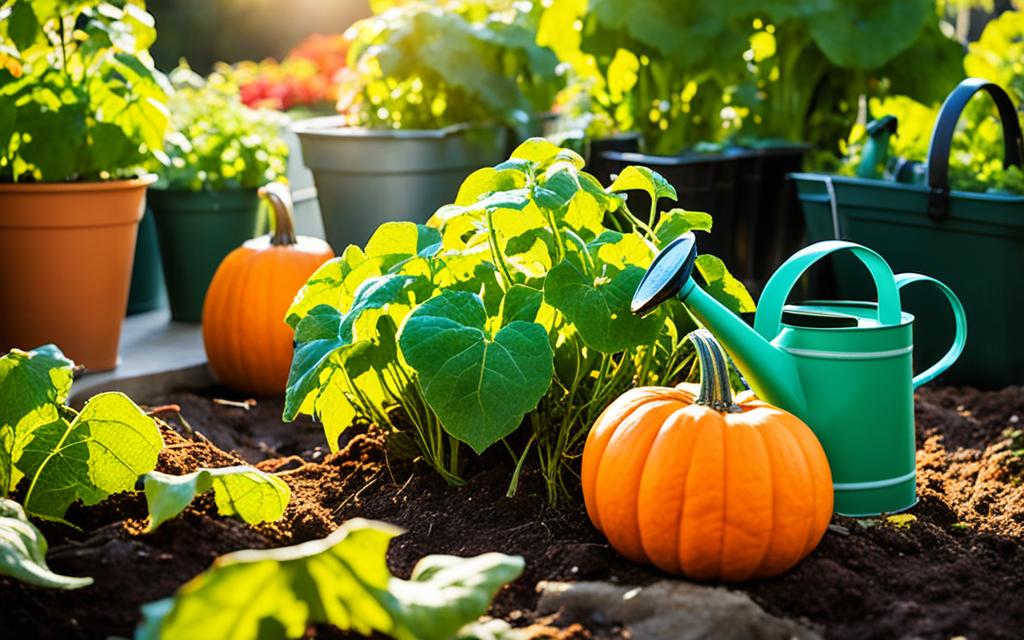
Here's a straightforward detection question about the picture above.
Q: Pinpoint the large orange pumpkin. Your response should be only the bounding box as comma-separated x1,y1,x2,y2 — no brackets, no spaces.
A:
582,329,833,581
202,183,334,395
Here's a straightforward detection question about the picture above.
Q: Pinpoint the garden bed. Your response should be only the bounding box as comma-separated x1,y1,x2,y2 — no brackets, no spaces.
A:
3,384,1022,639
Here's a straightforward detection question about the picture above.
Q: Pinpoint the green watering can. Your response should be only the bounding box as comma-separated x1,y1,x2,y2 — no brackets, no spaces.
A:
633,234,967,516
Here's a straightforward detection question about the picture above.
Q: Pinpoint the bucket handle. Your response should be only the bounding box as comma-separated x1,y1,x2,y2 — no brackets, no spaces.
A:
755,241,902,340
895,274,967,388
926,78,1024,222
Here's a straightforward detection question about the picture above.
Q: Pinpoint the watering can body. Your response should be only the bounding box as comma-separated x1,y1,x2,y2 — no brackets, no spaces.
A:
634,237,967,516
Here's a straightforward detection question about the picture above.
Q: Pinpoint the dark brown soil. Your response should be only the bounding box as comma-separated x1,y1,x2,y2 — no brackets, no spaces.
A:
3,386,1023,639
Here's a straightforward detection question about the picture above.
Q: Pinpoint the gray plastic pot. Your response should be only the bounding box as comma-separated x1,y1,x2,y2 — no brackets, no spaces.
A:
292,116,508,250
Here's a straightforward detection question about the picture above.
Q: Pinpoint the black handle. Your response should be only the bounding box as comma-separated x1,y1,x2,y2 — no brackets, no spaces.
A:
926,78,1024,222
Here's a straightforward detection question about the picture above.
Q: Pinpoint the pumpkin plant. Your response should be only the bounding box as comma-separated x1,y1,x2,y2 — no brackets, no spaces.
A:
283,138,753,501
582,329,833,581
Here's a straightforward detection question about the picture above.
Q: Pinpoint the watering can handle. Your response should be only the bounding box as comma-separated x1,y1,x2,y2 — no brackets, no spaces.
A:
754,241,902,341
895,274,968,388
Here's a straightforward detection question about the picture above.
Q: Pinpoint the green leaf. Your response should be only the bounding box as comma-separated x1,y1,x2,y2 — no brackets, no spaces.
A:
533,163,581,211
454,167,527,206
0,345,74,496
654,209,714,248
284,275,428,423
544,257,664,354
608,165,677,203
399,291,553,453
695,254,756,314
17,392,162,521
0,498,92,590
510,137,563,164
8,1,40,51
807,0,931,69
499,285,543,327
143,466,290,532
365,222,442,272
285,246,376,329
135,518,525,640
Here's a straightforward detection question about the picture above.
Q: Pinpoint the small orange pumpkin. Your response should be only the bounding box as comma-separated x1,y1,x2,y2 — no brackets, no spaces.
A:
202,183,334,395
582,329,833,581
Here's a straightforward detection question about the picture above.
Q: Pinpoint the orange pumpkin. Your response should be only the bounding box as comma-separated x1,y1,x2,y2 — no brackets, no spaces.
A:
582,329,833,581
202,183,334,395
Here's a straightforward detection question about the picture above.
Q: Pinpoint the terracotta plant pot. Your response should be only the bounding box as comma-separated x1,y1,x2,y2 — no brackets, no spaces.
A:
0,177,153,371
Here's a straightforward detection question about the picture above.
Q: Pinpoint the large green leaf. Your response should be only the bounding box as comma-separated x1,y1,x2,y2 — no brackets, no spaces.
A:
695,255,756,314
0,345,74,495
654,209,713,248
284,275,429,423
17,393,162,522
608,165,677,203
544,257,663,354
399,291,553,453
807,0,931,69
143,466,291,532
135,518,525,640
364,222,442,273
0,498,92,590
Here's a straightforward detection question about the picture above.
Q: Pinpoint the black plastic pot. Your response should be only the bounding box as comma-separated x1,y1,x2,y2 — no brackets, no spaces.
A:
597,144,808,292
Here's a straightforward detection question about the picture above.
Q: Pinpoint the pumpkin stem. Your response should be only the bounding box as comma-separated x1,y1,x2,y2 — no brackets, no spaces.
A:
259,182,298,246
688,329,742,413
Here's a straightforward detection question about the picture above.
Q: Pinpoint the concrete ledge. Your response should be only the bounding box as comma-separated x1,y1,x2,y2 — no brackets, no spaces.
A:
71,309,211,404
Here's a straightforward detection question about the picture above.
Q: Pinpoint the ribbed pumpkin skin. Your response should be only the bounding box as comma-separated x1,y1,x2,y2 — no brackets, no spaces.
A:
202,235,333,395
582,384,833,581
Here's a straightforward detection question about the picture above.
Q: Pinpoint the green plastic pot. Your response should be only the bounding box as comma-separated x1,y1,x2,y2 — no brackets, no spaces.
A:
292,117,507,250
792,79,1024,389
126,206,166,315
149,188,264,322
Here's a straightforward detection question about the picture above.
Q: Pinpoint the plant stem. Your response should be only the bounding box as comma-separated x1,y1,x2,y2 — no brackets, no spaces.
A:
485,207,514,288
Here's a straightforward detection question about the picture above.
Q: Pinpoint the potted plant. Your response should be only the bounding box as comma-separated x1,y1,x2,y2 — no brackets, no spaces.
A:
149,63,289,322
539,0,964,290
217,32,352,239
292,0,562,251
792,13,1024,389
0,0,170,371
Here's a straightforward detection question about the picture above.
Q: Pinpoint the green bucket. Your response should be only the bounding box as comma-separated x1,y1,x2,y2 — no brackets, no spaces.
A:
149,188,264,322
126,206,166,315
792,79,1024,389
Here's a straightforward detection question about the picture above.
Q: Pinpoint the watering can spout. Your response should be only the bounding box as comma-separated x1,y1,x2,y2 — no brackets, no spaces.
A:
632,234,807,416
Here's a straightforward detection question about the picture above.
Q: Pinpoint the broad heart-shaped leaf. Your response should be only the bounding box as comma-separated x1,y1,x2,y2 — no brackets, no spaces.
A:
398,291,553,454
608,166,677,204
807,0,931,70
364,222,442,273
695,254,756,314
454,167,527,207
285,245,374,329
143,466,290,532
284,275,430,423
135,518,525,640
654,209,713,248
510,137,563,164
0,345,74,495
0,498,92,590
499,285,543,327
544,257,664,354
17,392,162,521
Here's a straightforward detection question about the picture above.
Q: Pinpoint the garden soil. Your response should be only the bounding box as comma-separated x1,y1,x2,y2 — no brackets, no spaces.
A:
2,384,1023,639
